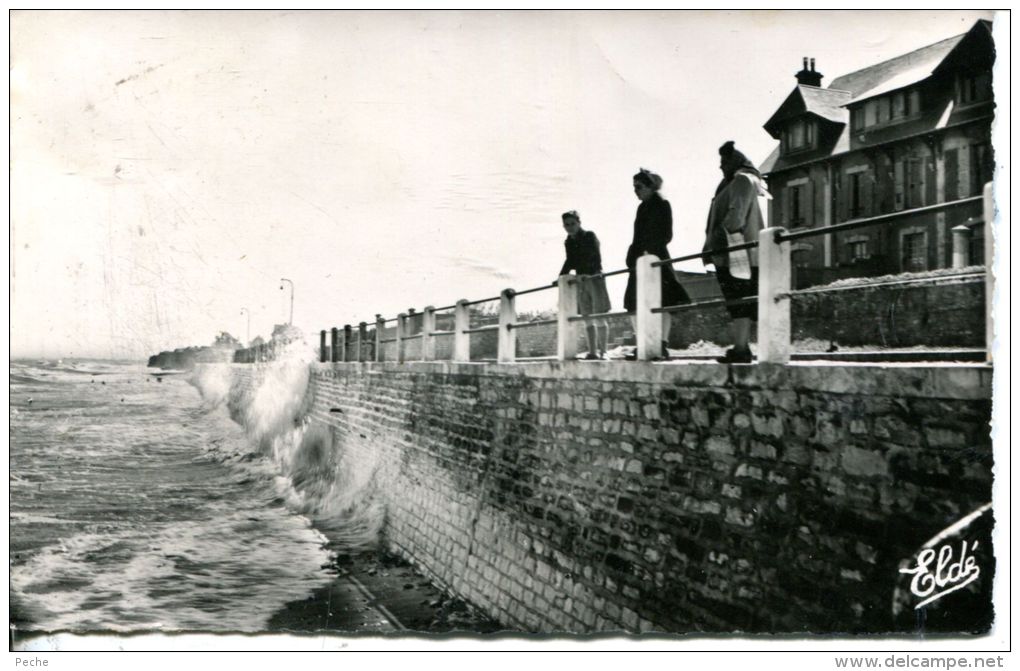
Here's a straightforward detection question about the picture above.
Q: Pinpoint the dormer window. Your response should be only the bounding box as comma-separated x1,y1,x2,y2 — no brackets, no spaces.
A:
783,118,815,154
957,72,991,105
851,89,921,132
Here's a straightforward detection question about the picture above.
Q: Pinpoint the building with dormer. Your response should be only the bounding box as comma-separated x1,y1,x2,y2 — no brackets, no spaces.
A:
760,20,995,284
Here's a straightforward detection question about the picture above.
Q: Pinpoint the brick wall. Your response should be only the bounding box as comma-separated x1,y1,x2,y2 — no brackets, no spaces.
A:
285,360,993,633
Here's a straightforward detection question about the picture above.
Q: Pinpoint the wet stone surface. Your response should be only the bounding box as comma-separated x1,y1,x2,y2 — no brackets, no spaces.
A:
267,550,504,634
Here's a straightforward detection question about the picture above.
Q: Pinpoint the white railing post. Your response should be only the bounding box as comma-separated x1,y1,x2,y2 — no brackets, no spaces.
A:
636,254,663,361
556,275,579,361
422,306,436,362
983,182,994,364
396,312,407,363
454,299,471,362
757,227,792,363
374,315,384,362
498,289,517,363
356,323,365,362
951,225,972,269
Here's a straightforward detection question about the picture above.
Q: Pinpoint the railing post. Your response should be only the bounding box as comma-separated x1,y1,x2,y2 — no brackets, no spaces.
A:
453,299,471,362
319,330,327,363
498,289,517,364
757,227,792,363
396,313,407,364
557,275,579,361
342,325,351,362
951,225,972,269
983,182,994,364
374,315,384,362
330,327,340,363
357,323,366,362
422,306,437,361
636,254,663,361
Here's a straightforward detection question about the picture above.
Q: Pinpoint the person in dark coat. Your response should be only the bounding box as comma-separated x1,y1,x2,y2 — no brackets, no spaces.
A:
703,141,769,364
558,210,611,359
624,169,690,354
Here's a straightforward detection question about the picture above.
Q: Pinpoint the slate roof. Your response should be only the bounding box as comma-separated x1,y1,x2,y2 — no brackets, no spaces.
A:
838,34,965,105
761,19,993,175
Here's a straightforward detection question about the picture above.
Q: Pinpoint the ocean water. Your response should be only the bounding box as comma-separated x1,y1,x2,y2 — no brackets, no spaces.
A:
9,358,343,633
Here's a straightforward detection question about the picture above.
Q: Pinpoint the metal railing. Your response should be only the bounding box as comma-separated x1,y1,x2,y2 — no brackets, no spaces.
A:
313,183,992,366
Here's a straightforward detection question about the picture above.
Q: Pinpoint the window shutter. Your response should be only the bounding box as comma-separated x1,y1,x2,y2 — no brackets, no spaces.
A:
803,179,814,227
908,158,922,208
958,146,972,198
894,159,905,211
862,169,873,216
780,186,790,227
944,148,959,201
924,156,936,206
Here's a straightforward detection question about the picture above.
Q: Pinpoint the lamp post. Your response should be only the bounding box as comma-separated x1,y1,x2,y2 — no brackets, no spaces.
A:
240,307,250,346
279,278,294,325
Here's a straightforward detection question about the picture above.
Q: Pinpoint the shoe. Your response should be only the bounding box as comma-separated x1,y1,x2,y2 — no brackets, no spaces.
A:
716,347,753,364
584,352,600,361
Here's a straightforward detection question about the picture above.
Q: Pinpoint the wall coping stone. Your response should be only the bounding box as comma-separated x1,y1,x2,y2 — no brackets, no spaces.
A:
306,360,991,401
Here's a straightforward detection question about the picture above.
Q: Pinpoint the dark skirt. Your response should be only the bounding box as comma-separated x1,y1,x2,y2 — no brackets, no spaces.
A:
716,266,759,320
623,259,691,312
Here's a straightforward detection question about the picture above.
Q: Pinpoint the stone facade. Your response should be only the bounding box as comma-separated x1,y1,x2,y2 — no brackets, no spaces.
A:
229,360,996,633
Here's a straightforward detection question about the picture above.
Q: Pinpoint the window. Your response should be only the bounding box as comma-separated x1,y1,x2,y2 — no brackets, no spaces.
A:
902,232,927,272
850,240,869,262
970,143,993,196
849,172,864,218
958,72,992,105
890,90,921,121
789,184,804,225
876,97,891,124
784,119,815,153
852,106,865,132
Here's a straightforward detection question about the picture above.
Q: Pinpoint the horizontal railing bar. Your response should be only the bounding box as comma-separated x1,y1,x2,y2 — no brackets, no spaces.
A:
378,338,398,344
776,196,983,242
568,309,631,323
654,242,758,267
652,297,757,314
433,304,458,312
779,271,984,299
430,330,456,337
513,285,557,297
403,333,424,340
565,267,630,283
462,325,500,334
462,295,501,307
508,318,558,330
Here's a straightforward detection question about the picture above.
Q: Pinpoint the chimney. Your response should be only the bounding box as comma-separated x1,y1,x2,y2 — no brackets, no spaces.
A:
795,57,823,87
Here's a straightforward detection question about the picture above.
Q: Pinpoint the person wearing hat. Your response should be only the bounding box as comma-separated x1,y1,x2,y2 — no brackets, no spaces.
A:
558,210,611,359
704,141,770,364
624,168,690,358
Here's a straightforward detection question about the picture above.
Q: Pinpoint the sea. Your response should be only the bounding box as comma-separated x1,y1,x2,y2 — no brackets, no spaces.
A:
9,358,346,634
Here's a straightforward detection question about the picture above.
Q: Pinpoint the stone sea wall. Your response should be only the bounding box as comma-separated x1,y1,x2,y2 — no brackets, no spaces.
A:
265,360,995,633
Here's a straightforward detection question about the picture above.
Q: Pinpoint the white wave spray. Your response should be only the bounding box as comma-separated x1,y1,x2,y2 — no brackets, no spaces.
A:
190,340,385,552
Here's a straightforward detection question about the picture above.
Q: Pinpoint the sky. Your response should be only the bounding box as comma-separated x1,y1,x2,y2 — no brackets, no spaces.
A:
10,9,1000,359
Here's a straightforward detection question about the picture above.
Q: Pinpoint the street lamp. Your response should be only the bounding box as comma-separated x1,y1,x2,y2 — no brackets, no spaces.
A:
279,278,294,325
240,307,250,345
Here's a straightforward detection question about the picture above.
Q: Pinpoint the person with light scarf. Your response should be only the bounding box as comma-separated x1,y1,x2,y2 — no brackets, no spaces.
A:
703,141,771,364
